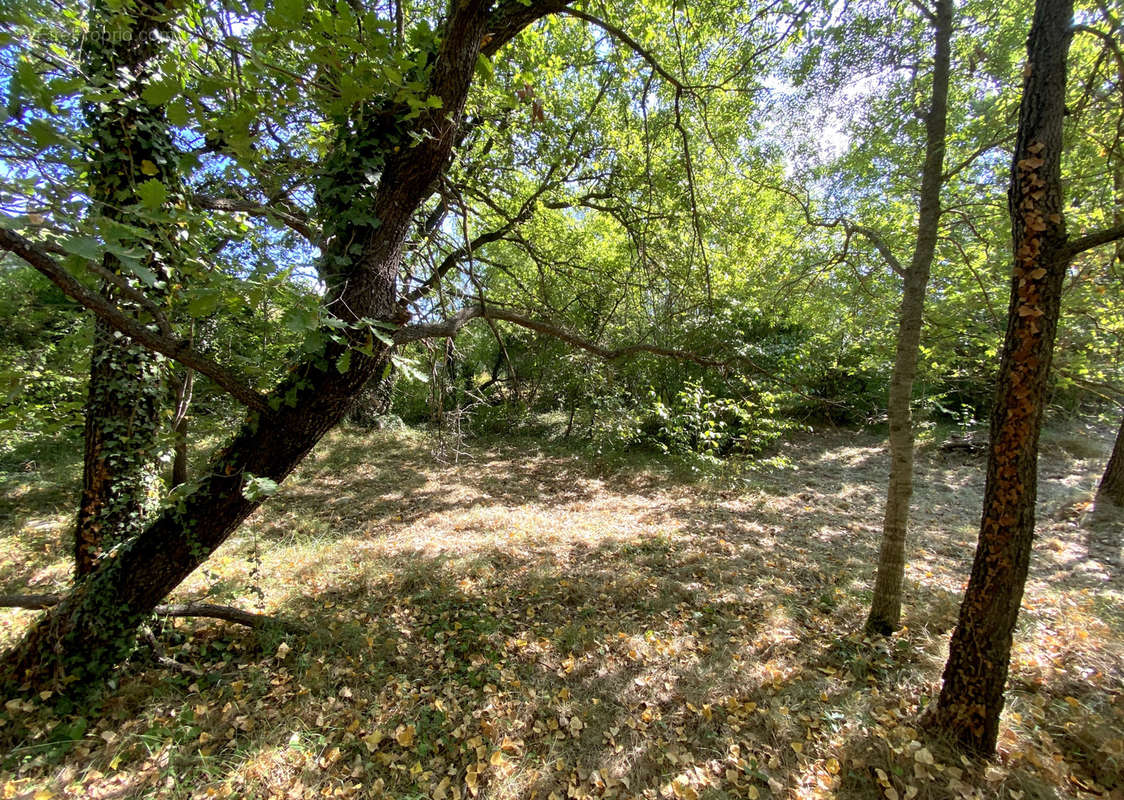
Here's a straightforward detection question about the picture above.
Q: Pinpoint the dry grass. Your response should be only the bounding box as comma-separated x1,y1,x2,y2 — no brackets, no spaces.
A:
0,420,1121,800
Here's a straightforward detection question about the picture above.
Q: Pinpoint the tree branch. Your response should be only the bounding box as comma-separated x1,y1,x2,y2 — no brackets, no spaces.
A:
483,0,575,57
395,302,827,402
0,594,306,632
194,195,320,244
1065,223,1124,258
560,8,685,89
0,226,271,413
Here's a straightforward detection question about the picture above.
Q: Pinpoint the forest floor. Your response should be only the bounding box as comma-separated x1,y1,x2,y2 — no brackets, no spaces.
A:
0,420,1122,800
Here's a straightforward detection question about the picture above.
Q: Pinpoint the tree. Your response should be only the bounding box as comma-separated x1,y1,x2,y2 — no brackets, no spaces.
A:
926,0,1124,755
72,0,183,578
865,0,953,635
0,0,582,691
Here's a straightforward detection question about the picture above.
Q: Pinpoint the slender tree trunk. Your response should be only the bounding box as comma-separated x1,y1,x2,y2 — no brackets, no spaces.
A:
170,366,194,489
1098,415,1124,505
926,0,1074,755
73,0,180,578
866,0,953,635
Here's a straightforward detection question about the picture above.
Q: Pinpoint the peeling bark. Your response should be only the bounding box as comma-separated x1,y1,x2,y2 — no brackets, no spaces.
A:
927,0,1074,755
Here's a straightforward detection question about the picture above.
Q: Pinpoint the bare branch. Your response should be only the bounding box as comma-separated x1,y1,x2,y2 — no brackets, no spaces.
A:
0,594,306,632
194,195,320,244
0,226,271,413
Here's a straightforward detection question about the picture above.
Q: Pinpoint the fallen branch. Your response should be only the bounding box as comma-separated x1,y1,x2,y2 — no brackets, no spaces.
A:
0,594,305,633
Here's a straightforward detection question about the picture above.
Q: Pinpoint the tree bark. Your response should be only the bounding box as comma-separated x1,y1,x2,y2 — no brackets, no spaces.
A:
73,0,181,578
926,0,1074,755
1098,415,1124,505
866,0,953,635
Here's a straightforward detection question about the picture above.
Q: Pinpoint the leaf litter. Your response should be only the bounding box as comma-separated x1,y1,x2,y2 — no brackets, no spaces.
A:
0,422,1121,799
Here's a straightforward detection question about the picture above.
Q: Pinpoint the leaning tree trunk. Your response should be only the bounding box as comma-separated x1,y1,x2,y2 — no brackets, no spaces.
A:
0,350,390,690
0,0,526,694
866,0,953,635
926,0,1074,755
73,0,181,578
1098,415,1124,505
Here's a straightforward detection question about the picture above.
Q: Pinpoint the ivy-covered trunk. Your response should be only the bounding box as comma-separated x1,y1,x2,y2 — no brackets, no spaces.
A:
1,349,389,688
73,0,181,578
926,0,1073,755
865,0,952,635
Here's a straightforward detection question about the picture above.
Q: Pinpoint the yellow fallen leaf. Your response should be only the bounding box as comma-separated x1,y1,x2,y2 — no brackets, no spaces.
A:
396,724,415,747
825,757,840,775
790,741,803,754
363,730,384,751
490,750,506,766
914,747,934,765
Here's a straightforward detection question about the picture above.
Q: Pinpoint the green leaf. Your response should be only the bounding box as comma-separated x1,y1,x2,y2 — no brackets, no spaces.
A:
475,53,495,83
185,289,223,317
336,349,352,374
166,99,190,127
142,79,179,106
242,474,279,502
135,178,168,209
61,236,102,261
271,0,305,28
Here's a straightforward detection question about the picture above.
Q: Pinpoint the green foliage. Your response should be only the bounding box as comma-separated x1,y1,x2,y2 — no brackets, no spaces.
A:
596,381,800,461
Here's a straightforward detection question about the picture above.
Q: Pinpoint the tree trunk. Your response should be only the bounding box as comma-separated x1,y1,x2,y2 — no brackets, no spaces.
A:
1,348,389,690
347,364,395,427
1098,415,1124,505
866,0,953,635
73,0,181,578
926,0,1074,755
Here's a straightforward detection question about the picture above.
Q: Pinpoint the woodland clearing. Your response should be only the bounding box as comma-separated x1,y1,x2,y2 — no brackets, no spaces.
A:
1,420,1121,800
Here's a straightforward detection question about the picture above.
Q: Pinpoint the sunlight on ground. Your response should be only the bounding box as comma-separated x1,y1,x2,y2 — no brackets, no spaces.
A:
1,425,1122,799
